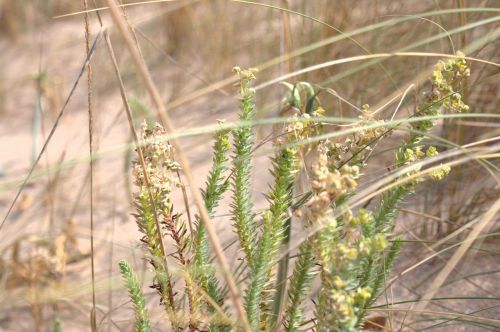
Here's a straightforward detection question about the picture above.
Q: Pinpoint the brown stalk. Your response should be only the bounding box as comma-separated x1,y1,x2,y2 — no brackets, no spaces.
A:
176,170,194,235
367,307,500,326
103,1,250,330
163,211,197,331
83,1,97,330
280,0,293,74
118,0,195,237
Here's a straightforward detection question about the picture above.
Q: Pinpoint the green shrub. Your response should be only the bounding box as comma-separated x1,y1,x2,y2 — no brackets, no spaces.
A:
119,54,469,331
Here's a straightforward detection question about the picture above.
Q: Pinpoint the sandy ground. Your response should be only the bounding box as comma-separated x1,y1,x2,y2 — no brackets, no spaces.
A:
0,4,498,332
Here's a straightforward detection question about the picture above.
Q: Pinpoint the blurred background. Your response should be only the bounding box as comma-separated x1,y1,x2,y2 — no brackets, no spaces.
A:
0,0,498,331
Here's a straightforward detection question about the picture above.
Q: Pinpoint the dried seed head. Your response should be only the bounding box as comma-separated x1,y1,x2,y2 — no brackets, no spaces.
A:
133,122,181,206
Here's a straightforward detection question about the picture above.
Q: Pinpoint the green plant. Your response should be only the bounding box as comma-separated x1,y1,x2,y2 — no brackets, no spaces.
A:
118,260,152,332
119,54,469,331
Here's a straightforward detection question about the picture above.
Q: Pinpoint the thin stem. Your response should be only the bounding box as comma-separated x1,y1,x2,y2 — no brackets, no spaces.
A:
83,1,97,329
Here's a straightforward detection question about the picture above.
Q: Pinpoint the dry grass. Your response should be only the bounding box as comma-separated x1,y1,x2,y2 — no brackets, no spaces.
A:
0,0,498,331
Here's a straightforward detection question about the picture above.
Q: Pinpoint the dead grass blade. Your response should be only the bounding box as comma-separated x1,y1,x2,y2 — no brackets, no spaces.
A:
414,198,500,313
82,0,97,329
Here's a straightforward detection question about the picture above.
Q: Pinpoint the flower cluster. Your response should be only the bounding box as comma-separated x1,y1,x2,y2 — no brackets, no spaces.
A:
233,66,258,100
303,141,390,331
283,112,323,144
347,106,389,164
425,146,451,181
413,52,470,133
396,145,451,182
133,122,181,208
432,52,470,114
320,106,389,169
305,141,359,224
